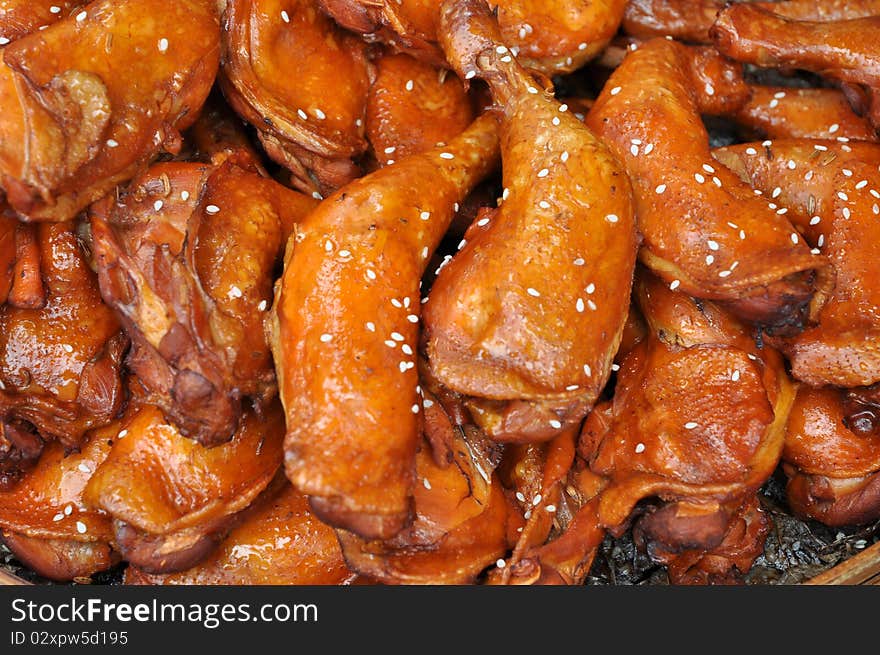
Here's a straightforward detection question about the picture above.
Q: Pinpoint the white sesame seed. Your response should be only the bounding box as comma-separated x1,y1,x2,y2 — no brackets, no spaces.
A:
702,164,715,174
117,429,128,439
158,38,169,53
50,5,62,13
655,184,667,194
712,176,722,187
384,146,396,155
704,83,715,96
76,11,87,21
684,422,698,429
805,170,814,181
630,144,640,157
814,144,828,151
873,204,879,215
228,285,242,299
769,99,779,109
566,384,579,391
818,234,825,247
842,207,851,219
560,151,569,163
106,139,119,148
670,280,680,290
732,370,740,382
538,200,551,209
384,340,396,348
791,233,799,244
610,86,622,96
772,187,782,199
631,139,642,146
402,344,414,356
76,521,87,534
297,109,308,120
586,283,595,294
205,204,220,215
53,513,64,522
635,443,646,453
829,123,839,134
391,298,403,308
605,214,619,223
404,297,411,308
537,168,549,178
739,230,746,240
64,505,73,516
476,217,490,227
77,462,90,474
515,492,526,502
611,363,620,371
319,333,332,343
423,478,432,490
465,70,476,80
526,287,540,297
871,190,880,199
281,9,290,22
583,364,592,377
643,143,654,155
842,168,853,177
411,404,420,414
62,344,74,353
153,200,164,212
258,300,268,311
705,255,714,265
545,505,557,513
365,269,377,281
762,140,772,147
406,314,419,323
573,257,585,266
439,152,454,160
856,180,868,189
745,147,757,155
774,91,786,99
365,322,375,332
576,298,585,313
707,240,719,251
719,270,731,278
694,173,705,184
391,332,405,342
777,207,788,215
533,494,543,505
549,419,562,429
809,216,821,225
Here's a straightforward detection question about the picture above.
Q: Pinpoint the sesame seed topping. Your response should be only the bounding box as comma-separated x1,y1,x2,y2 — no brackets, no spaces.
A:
739,230,746,240
423,478,432,490
402,344,414,356
829,123,839,134
106,139,119,148
707,240,719,251
630,144,639,157
533,494,543,506
818,234,825,247
365,322,375,332
64,505,73,516
566,384,580,391
411,404,420,414
405,79,414,92
384,146,396,154
774,91,786,99
583,364,592,377
77,463,90,474
745,147,757,155
684,422,698,429
842,169,853,177
391,298,402,308
814,144,828,151
258,300,268,311
406,314,419,323
655,184,667,194
791,233,799,244
777,207,788,215
297,109,308,120
181,190,189,200
576,298,585,313
611,363,620,371
50,5,62,13
205,204,220,214
644,143,654,155
635,443,646,454
838,192,849,201
704,83,714,96
810,216,821,225
527,86,538,94
537,168,549,178
762,140,772,147
391,332,405,341
561,151,569,162
586,283,595,294
76,11,87,21
769,99,779,109
319,333,332,343
573,257,585,266
805,170,814,181
605,214,619,223
712,176,722,187
53,513,64,522
158,38,169,53
856,180,868,189
62,344,74,353
610,86,622,96
439,152,454,160
694,173,705,184
76,521,87,534
873,204,879,215
118,429,128,439
705,255,714,265
366,269,377,280
228,285,242,299
772,187,782,198
702,164,715,174
516,492,526,502
719,270,731,278
384,340,396,348
670,280,680,290
732,370,740,382
545,505,557,513
281,9,290,22
552,116,560,126
465,70,476,80
549,419,562,429
153,200,163,211
476,217,490,227
538,200,551,209
526,287,540,297
842,207,851,219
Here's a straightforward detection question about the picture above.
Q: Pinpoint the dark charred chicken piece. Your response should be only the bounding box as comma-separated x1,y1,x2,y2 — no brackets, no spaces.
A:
335,390,509,584
0,0,220,222
585,37,824,329
0,222,126,486
713,140,880,388
0,1,85,44
579,272,794,583
220,0,372,197
90,160,316,446
0,415,129,581
782,386,880,527
624,0,880,45
83,401,285,574
423,0,638,443
267,113,499,540
320,0,627,74
124,480,356,585
366,51,475,168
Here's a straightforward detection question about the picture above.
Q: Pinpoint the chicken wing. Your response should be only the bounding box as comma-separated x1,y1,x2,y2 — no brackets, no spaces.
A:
124,480,355,585
0,0,219,222
423,0,637,443
782,386,880,527
0,222,126,482
220,0,372,197
580,272,793,582
90,159,315,445
713,140,880,388
268,112,499,539
585,37,824,328
0,414,128,581
83,401,285,573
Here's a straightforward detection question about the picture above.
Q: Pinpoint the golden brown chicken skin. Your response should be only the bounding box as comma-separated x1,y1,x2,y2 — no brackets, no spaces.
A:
268,113,499,540
90,160,315,445
586,38,824,329
0,222,126,475
0,0,219,222
624,0,880,44
423,0,637,443
0,415,128,581
220,0,372,197
335,394,509,584
124,481,355,585
0,1,85,43
782,386,880,528
713,140,880,388
579,272,793,581
731,87,878,143
366,52,475,168
84,401,285,574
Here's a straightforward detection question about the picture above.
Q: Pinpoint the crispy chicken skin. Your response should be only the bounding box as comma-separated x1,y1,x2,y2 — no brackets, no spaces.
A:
335,394,508,584
0,222,126,482
586,37,824,328
579,272,793,581
267,113,499,540
624,0,880,44
0,0,219,222
84,402,284,573
0,1,86,43
124,481,355,585
423,0,637,443
782,386,880,527
90,160,314,445
366,52,475,168
220,0,372,197
713,140,880,388
319,0,627,74
0,415,128,581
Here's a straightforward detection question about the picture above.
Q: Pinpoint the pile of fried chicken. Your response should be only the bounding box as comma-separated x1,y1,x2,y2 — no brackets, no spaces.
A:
1,0,879,586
